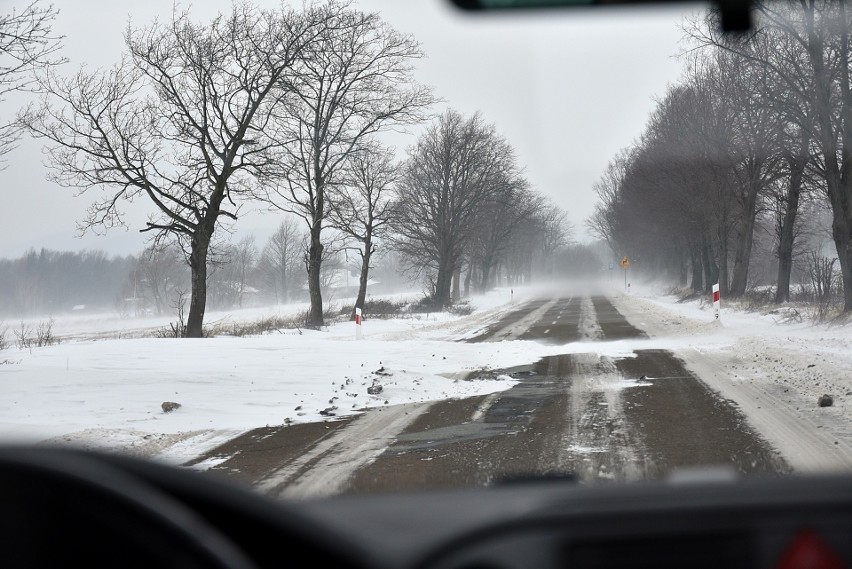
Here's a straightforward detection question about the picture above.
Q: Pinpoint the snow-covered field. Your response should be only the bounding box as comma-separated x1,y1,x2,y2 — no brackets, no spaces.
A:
3,281,852,475
0,287,568,464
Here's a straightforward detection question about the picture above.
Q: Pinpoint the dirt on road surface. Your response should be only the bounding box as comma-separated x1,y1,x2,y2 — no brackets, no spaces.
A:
189,294,789,499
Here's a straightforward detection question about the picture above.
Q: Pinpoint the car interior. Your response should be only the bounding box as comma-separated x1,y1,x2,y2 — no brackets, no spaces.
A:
4,0,852,568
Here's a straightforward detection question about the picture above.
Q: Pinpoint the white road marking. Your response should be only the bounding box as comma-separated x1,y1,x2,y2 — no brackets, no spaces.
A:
490,298,560,340
578,296,603,341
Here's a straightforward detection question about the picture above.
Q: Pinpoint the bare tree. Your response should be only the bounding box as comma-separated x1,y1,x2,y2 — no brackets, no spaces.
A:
21,4,328,336
590,52,781,293
504,223,539,287
708,49,784,297
210,235,258,309
132,242,188,316
318,246,345,302
536,201,573,278
328,143,396,319
260,0,434,327
257,217,304,304
687,1,852,309
392,109,521,308
0,0,63,159
493,199,572,288
773,125,811,302
467,185,540,292
586,148,631,261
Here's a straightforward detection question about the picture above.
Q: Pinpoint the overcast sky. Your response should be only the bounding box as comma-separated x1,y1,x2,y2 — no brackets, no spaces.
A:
0,0,706,259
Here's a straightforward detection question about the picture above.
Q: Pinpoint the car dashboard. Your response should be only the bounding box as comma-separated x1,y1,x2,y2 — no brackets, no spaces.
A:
1,446,850,569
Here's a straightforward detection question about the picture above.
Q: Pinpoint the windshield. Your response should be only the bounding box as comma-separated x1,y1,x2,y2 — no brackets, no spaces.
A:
2,0,851,499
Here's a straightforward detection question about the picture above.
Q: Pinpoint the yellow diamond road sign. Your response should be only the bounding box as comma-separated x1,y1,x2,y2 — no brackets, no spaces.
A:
620,256,630,270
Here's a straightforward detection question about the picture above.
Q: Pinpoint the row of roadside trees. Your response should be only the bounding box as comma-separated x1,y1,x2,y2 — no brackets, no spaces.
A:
2,1,572,331
587,0,852,312
0,195,570,318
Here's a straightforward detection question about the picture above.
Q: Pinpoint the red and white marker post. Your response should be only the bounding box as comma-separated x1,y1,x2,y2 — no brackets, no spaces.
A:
355,307,363,339
712,283,720,321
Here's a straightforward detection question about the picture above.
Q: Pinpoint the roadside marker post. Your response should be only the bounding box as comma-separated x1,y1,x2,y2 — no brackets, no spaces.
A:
355,307,363,339
712,283,720,321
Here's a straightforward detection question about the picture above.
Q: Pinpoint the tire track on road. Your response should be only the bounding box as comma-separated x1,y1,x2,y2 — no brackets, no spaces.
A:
258,403,432,499
193,295,789,498
465,298,560,342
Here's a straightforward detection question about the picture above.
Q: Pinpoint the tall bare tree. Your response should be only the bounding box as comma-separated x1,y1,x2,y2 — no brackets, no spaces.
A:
21,4,328,336
132,242,188,316
586,148,631,261
328,143,396,319
710,50,784,297
467,185,540,292
260,0,433,327
536,201,573,279
392,109,522,308
688,1,852,309
257,217,304,304
209,235,257,309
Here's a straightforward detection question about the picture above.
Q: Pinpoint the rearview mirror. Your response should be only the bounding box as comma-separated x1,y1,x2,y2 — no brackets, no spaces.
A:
445,0,753,33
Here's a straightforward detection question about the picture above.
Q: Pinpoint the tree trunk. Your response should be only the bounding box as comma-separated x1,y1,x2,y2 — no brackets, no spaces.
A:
728,184,759,298
817,134,852,310
452,265,461,301
837,1,852,312
716,199,730,296
701,237,719,295
307,221,324,327
678,248,688,287
463,267,472,298
775,134,807,304
279,249,288,304
186,231,211,338
804,4,852,311
353,238,372,320
282,265,288,303
816,113,852,312
831,209,852,311
434,256,453,309
690,244,703,292
478,261,490,292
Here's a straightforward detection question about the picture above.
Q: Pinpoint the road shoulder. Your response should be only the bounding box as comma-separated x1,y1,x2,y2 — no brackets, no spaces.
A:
609,291,852,474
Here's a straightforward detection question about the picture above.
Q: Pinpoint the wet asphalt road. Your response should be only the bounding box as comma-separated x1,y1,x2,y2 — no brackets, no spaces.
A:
188,295,788,498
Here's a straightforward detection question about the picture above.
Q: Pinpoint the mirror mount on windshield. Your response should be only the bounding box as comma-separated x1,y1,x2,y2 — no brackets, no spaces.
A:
446,0,754,33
